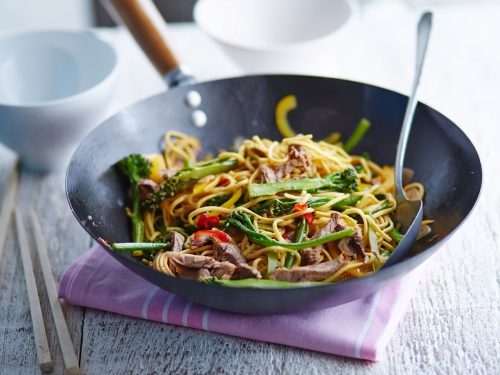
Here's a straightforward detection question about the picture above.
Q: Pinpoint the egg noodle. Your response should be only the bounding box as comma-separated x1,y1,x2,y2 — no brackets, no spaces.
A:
109,129,428,285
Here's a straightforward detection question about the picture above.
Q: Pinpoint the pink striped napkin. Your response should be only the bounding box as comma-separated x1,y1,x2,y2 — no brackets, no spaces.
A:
58,244,420,361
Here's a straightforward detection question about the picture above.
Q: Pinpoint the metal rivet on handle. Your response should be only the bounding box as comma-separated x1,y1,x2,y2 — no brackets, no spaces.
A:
185,90,202,108
191,110,207,128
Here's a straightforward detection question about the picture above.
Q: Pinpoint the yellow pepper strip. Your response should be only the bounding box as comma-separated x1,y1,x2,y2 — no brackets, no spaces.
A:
193,180,210,195
221,189,242,209
275,95,342,144
275,95,297,138
323,132,341,144
146,154,167,183
358,183,372,191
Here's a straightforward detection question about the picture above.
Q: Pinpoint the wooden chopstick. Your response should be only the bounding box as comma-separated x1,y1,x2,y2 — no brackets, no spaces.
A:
14,211,53,373
30,212,82,375
0,166,18,261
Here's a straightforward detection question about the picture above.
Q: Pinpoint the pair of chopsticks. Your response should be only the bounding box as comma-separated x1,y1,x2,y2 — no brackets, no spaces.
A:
0,166,81,374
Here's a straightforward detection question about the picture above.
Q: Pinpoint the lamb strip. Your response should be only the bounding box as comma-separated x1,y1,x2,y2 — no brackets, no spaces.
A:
300,212,367,264
168,231,185,252
167,252,214,268
164,252,237,280
300,213,343,265
234,263,262,279
213,240,262,279
270,256,347,282
190,233,212,248
190,232,263,279
276,145,314,178
213,241,247,265
325,212,366,261
338,227,366,261
332,210,366,261
300,248,323,265
259,164,278,183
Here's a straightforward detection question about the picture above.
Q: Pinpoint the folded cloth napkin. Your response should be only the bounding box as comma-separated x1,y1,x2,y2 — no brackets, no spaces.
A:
59,244,420,361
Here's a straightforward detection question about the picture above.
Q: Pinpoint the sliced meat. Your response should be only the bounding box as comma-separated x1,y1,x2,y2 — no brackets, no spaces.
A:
270,256,347,282
259,164,278,183
191,231,248,267
300,247,323,265
138,179,158,200
276,145,314,178
191,229,231,248
289,144,314,173
213,241,247,265
338,227,366,261
167,252,214,268
234,263,262,279
225,227,245,243
314,212,345,238
190,233,212,248
161,252,237,280
300,213,343,265
168,231,185,252
187,232,261,279
312,212,366,260
208,262,240,280
196,268,211,279
155,251,259,281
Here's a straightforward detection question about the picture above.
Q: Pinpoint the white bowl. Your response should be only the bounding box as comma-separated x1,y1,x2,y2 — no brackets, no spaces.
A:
0,30,118,172
194,0,358,74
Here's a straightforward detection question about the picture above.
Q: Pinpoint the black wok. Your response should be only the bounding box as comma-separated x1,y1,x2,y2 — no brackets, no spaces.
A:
66,0,482,314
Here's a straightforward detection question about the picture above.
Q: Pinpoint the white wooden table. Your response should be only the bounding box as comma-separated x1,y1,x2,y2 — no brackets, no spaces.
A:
1,2,499,373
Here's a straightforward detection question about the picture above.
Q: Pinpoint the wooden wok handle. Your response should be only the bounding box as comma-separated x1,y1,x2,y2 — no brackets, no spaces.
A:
105,0,179,77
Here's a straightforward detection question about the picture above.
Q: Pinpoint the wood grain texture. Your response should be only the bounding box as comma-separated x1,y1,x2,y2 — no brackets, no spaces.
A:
30,212,81,374
15,211,53,373
0,168,89,374
0,164,18,262
1,3,500,374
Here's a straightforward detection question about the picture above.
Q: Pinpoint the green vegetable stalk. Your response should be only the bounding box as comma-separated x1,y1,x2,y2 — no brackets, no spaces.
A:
267,251,280,276
144,158,238,209
116,154,152,243
389,228,404,243
248,168,358,198
365,200,392,215
252,195,363,216
111,242,170,253
272,197,330,216
331,194,363,211
227,211,354,250
343,118,371,153
203,278,326,288
284,218,308,268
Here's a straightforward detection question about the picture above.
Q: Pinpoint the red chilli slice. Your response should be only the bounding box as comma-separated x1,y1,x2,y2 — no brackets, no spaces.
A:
196,213,220,230
194,229,230,243
293,203,314,224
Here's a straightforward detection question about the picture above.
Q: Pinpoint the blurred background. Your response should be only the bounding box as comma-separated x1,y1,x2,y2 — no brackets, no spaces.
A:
0,0,489,32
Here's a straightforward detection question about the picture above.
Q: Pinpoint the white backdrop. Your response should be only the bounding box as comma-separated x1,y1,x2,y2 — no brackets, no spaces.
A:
0,0,93,32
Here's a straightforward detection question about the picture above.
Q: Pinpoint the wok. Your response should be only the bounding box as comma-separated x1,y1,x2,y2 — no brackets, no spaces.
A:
66,0,482,314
